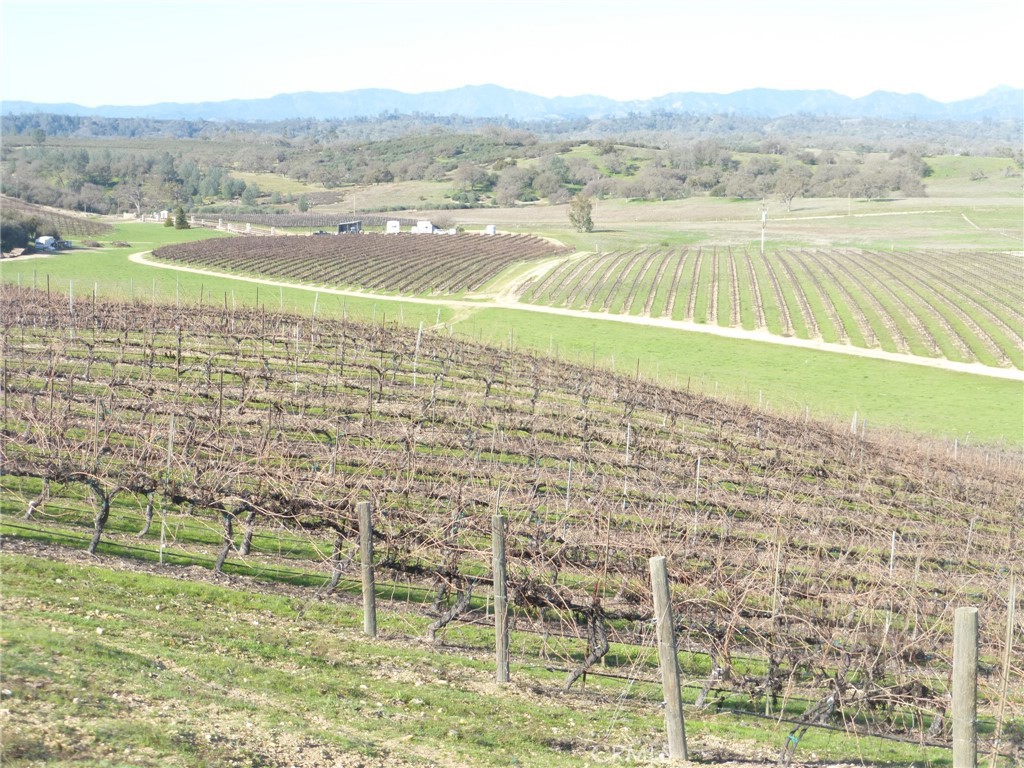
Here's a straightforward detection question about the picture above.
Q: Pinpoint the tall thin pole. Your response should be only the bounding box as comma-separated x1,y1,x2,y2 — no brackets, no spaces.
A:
493,515,509,683
358,501,376,638
952,607,978,768
565,459,573,514
649,556,688,761
694,456,701,505
413,321,423,388
760,201,768,257
991,575,1017,766
166,415,175,473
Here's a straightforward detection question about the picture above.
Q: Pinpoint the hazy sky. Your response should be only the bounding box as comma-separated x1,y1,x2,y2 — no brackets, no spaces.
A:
2,0,1020,106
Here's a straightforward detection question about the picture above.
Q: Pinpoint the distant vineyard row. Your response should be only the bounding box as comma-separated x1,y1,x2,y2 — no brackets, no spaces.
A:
1,196,112,238
520,246,1024,369
153,232,572,294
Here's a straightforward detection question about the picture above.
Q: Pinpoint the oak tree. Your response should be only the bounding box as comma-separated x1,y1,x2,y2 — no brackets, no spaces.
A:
568,194,593,233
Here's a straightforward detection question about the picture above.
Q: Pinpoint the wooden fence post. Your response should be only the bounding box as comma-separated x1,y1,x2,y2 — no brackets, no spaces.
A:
493,515,509,683
649,555,688,761
952,606,978,768
992,575,1017,766
358,501,376,638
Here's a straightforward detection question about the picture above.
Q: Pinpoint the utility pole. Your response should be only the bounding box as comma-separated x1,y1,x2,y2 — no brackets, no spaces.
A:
760,200,768,256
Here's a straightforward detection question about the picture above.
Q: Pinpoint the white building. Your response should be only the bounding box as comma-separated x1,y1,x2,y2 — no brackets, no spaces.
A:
386,220,401,234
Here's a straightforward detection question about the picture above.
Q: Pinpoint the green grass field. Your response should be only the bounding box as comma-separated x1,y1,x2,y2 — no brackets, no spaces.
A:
0,548,966,767
456,307,1022,443
231,171,323,196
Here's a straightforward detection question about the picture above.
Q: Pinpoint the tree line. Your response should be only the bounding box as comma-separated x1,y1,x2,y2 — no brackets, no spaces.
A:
0,142,298,216
2,112,1019,218
4,111,1020,155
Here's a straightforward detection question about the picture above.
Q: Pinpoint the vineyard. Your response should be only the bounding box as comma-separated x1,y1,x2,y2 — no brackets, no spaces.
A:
153,233,572,295
1,284,1021,763
520,246,1024,369
0,195,113,239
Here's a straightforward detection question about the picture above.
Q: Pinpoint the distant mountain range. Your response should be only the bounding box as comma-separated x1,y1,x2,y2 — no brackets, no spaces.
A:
3,84,1021,122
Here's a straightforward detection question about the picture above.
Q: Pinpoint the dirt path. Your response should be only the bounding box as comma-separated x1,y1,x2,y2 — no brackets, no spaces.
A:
129,252,1024,382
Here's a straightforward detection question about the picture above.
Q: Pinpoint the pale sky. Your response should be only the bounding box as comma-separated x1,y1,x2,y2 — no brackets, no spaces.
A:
1,0,1020,107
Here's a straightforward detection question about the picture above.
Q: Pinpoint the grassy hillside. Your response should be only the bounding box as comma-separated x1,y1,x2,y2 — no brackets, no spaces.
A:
3,548,980,767
462,307,1024,443
1,285,1020,766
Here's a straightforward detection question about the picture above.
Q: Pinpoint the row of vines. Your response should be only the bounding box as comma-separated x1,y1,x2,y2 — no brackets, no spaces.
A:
1,284,1021,760
521,247,1024,369
1,195,113,239
152,233,571,295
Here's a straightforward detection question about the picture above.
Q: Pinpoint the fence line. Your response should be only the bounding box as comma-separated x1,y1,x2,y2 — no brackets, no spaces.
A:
4,520,1016,763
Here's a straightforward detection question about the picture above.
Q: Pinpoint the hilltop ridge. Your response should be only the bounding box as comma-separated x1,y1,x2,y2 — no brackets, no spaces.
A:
3,84,1021,121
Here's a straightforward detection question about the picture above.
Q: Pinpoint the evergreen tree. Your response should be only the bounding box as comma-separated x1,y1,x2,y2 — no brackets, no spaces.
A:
174,206,190,230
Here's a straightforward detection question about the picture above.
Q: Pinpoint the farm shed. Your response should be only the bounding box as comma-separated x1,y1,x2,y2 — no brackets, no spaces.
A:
337,220,363,234
385,220,401,234
412,220,437,234
34,236,57,250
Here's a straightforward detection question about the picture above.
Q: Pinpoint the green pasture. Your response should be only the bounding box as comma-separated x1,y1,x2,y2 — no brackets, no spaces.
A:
923,155,1023,197
419,191,1021,252
231,171,322,196
455,307,1023,445
1,551,966,767
319,178,462,212
561,142,657,177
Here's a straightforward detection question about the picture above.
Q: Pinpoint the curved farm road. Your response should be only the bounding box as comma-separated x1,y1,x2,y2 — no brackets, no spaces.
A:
129,251,1024,382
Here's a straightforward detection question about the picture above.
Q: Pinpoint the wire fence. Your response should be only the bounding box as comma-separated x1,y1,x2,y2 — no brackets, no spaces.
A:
5,517,1019,763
